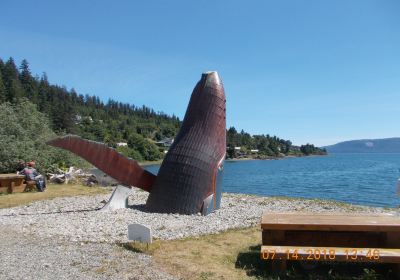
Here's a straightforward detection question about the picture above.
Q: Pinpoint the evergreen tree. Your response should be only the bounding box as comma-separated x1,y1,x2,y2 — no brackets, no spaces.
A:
51,100,75,133
19,59,37,102
0,69,6,103
0,58,4,74
38,72,50,112
3,58,23,101
19,59,32,87
7,79,24,101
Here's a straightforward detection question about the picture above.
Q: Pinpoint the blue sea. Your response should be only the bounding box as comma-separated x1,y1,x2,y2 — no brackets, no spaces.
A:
144,153,400,208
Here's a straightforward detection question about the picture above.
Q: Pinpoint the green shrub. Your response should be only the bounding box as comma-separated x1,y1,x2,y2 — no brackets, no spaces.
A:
127,133,163,161
116,145,144,161
0,99,87,173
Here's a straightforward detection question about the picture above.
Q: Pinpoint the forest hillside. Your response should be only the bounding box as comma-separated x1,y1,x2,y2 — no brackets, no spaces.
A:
0,57,326,172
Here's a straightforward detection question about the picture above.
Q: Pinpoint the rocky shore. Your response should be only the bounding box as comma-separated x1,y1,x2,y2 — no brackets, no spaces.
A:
0,188,397,280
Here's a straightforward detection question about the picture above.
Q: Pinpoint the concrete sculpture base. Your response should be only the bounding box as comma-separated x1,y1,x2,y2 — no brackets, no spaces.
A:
101,185,132,211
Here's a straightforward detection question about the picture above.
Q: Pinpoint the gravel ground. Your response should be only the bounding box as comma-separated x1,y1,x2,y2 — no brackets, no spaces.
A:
0,229,175,280
0,188,397,243
0,188,398,280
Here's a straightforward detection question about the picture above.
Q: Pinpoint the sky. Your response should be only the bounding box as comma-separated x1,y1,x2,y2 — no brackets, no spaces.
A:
0,0,399,146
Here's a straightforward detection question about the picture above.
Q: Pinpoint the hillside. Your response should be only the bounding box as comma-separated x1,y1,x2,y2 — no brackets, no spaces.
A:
0,57,180,165
0,57,325,172
324,137,400,153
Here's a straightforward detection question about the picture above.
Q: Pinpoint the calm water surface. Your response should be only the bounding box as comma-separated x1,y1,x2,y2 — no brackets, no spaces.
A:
145,154,400,208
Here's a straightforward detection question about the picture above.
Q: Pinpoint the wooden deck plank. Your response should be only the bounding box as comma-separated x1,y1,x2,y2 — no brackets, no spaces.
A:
261,245,400,263
261,213,400,232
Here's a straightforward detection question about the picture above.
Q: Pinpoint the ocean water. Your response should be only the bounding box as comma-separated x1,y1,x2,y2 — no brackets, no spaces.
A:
144,153,400,208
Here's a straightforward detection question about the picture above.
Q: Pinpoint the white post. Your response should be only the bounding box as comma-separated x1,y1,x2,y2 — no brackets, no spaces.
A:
128,224,152,244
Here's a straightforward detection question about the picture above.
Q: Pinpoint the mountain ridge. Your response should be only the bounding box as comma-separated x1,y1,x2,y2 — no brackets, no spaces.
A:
324,137,400,153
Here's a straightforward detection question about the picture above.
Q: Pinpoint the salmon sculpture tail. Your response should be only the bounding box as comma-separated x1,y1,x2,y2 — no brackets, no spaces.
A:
47,71,226,215
46,135,156,192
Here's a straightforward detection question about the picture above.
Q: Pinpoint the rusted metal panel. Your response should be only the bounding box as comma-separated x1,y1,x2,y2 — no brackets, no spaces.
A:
47,136,156,192
146,71,226,214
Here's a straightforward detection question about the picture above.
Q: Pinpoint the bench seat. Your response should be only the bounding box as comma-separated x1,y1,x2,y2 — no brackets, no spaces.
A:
261,213,400,232
260,212,400,275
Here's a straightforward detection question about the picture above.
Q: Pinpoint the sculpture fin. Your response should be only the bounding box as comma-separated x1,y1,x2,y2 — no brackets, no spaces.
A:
201,194,214,216
47,135,156,192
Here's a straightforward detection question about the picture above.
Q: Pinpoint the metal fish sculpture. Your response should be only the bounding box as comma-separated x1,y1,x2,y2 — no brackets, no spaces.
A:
47,71,226,215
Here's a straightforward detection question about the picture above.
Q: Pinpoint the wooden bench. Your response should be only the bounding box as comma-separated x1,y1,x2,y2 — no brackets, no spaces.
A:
260,213,400,275
0,174,26,194
24,180,37,192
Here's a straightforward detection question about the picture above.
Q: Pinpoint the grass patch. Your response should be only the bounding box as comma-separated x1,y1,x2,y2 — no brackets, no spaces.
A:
121,240,162,255
122,227,398,280
139,159,163,166
0,183,109,209
151,227,262,280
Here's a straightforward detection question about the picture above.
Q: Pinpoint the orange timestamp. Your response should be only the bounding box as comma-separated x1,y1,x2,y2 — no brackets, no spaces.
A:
261,248,380,261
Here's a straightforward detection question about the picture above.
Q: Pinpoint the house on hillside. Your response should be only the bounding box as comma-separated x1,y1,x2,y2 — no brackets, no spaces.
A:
116,142,128,147
155,138,174,147
74,115,94,124
227,146,247,158
75,114,82,124
291,146,301,152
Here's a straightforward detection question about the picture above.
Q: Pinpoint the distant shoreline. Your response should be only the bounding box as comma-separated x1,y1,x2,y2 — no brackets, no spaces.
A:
139,153,327,166
226,154,327,162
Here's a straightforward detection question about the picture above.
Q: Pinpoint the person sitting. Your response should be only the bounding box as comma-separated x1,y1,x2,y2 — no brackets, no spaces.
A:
19,161,46,192
16,160,26,173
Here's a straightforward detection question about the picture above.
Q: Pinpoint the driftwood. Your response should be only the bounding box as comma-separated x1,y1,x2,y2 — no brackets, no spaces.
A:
47,167,94,185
